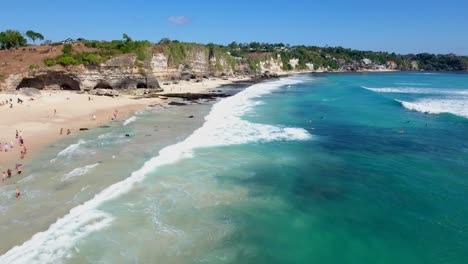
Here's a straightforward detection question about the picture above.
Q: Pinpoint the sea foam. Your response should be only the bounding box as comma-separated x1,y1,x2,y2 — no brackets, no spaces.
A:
50,140,87,163
397,98,468,119
0,77,312,263
61,163,100,182
123,116,137,126
362,86,468,95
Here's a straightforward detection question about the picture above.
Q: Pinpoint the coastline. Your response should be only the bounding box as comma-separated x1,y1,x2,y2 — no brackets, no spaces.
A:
0,75,256,185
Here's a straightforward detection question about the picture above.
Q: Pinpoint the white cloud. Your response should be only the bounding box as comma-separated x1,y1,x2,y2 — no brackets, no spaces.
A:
167,16,190,25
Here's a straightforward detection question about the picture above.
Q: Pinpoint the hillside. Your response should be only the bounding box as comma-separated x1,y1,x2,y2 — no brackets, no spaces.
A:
1,36,468,92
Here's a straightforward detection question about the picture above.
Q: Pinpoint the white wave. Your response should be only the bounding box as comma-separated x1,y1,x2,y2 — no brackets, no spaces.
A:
395,82,428,86
62,163,100,182
51,140,87,163
362,86,468,95
123,116,137,126
397,98,468,118
0,77,312,263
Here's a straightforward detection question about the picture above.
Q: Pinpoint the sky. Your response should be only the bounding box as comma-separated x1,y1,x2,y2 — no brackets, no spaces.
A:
1,0,467,55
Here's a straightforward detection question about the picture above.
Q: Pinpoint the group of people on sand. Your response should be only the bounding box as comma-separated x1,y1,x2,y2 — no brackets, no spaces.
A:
1,129,27,199
0,97,25,108
59,128,72,135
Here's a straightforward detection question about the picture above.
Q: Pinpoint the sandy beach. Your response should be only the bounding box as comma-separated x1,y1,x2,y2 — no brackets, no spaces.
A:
0,91,158,174
0,76,249,181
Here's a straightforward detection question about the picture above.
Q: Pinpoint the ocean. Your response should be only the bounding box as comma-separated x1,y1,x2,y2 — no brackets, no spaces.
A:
1,72,467,263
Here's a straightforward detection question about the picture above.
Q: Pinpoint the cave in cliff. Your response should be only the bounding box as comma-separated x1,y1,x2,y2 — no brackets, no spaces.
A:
136,82,147,88
94,82,114,89
16,72,80,90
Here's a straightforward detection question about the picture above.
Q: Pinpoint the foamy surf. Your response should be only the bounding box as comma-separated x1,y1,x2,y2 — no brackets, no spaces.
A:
50,140,87,163
0,77,312,263
61,163,100,182
362,86,468,95
394,82,428,86
397,98,468,119
123,116,137,126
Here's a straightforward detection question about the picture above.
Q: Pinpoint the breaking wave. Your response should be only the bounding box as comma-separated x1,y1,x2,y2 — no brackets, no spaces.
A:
397,98,468,119
50,140,87,162
123,116,137,126
362,86,468,95
0,77,313,263
62,163,100,182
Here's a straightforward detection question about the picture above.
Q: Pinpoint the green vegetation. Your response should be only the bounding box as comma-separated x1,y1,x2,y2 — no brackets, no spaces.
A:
0,30,27,49
2,28,464,72
29,64,40,70
406,53,468,71
162,41,193,66
0,29,44,49
44,43,109,66
84,33,151,60
25,30,44,44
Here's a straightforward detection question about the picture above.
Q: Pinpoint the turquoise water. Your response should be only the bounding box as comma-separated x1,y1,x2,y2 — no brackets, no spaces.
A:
1,73,467,263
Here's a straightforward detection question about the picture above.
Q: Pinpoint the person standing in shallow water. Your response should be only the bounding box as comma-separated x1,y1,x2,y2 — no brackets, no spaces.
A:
16,186,20,199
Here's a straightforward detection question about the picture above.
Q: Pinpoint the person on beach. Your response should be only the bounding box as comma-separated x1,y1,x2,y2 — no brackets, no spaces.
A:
16,164,22,175
2,172,6,182
7,169,12,178
16,186,20,199
15,130,19,139
20,150,25,159
67,129,71,135
60,128,63,135
19,137,24,146
92,114,96,120
4,143,9,152
23,146,27,155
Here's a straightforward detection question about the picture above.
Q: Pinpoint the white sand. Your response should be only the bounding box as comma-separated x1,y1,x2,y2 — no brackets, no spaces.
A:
0,91,159,171
0,76,254,173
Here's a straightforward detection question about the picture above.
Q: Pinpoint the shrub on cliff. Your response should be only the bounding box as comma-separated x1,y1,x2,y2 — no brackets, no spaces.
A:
44,58,56,66
62,44,73,56
56,56,78,66
83,34,151,61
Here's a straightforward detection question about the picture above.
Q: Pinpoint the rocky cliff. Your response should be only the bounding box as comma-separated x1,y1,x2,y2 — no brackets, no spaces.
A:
0,47,302,92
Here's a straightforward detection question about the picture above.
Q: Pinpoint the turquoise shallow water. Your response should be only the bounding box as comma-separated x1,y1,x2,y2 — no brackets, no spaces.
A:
1,73,467,263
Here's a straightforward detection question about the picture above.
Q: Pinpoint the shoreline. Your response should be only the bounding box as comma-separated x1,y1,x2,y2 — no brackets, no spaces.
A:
0,75,256,185
0,101,214,255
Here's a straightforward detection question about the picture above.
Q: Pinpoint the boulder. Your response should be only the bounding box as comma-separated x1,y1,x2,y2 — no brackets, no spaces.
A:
18,88,41,97
90,89,119,97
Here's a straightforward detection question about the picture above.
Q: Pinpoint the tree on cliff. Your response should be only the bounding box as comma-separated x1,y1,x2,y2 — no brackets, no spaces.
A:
158,38,171,44
25,30,44,44
123,33,132,42
0,30,27,49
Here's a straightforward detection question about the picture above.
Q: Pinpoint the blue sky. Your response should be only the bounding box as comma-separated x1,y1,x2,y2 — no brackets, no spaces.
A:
1,0,467,54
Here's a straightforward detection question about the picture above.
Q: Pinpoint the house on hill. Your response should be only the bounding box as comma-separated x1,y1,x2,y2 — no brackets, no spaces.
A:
386,60,397,69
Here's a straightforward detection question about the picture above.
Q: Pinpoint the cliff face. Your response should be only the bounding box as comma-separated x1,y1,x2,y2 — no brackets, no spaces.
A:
0,49,296,92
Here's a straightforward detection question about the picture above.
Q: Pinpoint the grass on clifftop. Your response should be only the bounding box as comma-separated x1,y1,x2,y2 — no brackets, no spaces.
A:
44,34,151,67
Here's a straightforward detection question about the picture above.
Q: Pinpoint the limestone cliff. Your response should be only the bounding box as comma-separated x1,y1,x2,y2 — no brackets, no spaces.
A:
0,48,303,92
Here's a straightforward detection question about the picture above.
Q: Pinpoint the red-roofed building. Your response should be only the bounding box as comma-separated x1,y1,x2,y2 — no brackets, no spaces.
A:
386,61,397,69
